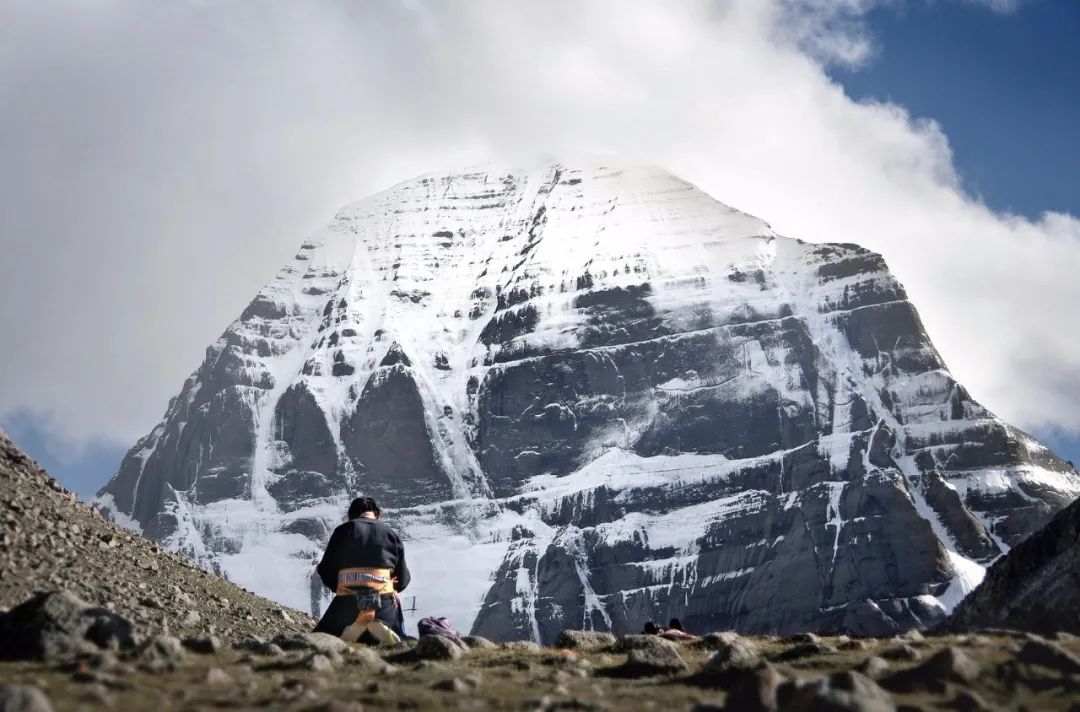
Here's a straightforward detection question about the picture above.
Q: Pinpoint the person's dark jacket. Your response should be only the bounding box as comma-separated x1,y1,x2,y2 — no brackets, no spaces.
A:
313,517,411,637
316,517,411,593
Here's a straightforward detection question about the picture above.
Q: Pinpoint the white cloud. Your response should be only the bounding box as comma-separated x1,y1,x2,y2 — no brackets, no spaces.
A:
0,0,1077,457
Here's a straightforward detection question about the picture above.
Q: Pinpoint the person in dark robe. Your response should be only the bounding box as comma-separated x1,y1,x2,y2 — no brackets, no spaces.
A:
313,497,411,641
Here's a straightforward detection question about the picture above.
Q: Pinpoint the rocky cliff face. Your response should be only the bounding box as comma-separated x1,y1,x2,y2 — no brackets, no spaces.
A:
945,492,1080,635
95,160,1080,642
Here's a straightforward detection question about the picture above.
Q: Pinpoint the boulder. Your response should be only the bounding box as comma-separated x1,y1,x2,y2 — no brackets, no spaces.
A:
720,662,785,712
855,657,890,679
345,646,384,668
415,635,467,661
462,635,498,650
620,644,689,677
262,652,336,672
944,689,994,712
770,641,835,662
610,635,677,653
0,685,54,712
181,636,221,654
1016,639,1080,674
0,591,134,661
882,646,981,693
785,633,821,645
778,670,896,712
432,674,481,692
880,644,920,662
697,637,761,684
204,667,233,687
136,635,187,673
555,630,617,650
695,631,752,651
271,632,348,657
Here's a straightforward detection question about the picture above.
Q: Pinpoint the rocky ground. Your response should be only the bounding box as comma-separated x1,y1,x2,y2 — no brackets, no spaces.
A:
4,613,1080,711
5,430,1080,711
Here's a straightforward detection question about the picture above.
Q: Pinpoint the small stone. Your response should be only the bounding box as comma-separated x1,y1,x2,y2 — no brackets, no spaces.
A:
838,639,870,651
82,683,112,706
923,647,980,683
0,684,54,712
944,689,994,712
304,654,335,673
1016,639,1080,674
610,634,677,653
770,641,835,662
461,635,497,650
698,637,760,682
346,646,383,668
900,629,925,642
0,591,135,661
502,640,542,653
307,702,364,712
620,644,689,677
231,636,266,652
785,632,821,645
256,642,286,657
205,667,233,687
778,670,896,712
272,633,348,657
555,630,617,650
277,609,294,624
432,678,470,693
721,662,786,712
880,644,921,662
856,657,890,678
416,635,467,661
78,650,118,671
695,631,750,651
881,646,980,694
182,636,221,654
136,635,186,672
72,670,115,685
181,609,201,626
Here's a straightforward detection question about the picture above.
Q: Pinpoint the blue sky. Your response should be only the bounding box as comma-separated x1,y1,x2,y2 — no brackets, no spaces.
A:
1,0,1078,496
1,411,128,498
834,0,1080,221
830,0,1080,468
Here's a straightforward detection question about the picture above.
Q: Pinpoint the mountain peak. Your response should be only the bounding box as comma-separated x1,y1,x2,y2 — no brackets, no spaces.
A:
97,162,1079,641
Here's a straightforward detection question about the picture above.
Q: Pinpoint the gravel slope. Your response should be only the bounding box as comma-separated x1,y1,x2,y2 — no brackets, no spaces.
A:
0,428,315,640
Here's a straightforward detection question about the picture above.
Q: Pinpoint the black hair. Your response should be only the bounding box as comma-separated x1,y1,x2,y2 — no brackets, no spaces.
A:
348,496,380,520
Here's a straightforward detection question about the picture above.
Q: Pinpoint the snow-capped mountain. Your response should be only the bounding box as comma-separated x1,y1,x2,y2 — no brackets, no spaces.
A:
96,160,1080,641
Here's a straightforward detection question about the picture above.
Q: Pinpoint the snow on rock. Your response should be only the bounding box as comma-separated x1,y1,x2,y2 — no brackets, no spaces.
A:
95,159,1080,642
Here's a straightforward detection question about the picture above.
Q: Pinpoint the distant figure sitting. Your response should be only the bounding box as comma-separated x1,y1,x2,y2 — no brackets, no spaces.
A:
314,496,411,644
643,617,697,641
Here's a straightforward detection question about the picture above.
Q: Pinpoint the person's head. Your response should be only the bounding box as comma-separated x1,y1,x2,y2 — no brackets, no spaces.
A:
348,496,380,520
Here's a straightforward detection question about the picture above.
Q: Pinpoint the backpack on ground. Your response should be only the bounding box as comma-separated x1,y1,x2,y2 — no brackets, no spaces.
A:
417,616,462,641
